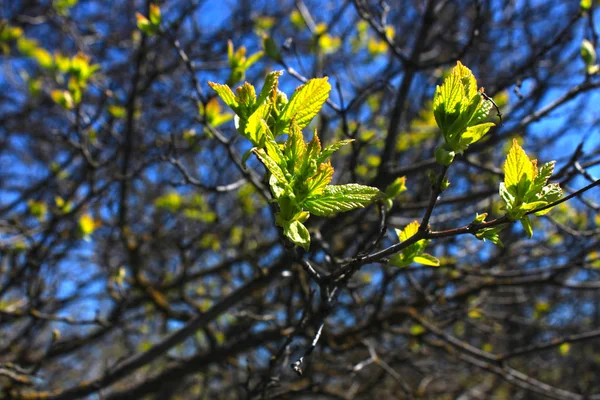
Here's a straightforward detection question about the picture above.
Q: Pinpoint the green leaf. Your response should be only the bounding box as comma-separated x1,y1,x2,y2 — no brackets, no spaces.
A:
435,144,456,166
315,139,354,165
526,160,555,201
262,35,282,62
472,212,487,224
581,39,596,66
283,220,310,250
518,201,547,213
305,163,334,198
433,61,478,136
260,119,285,166
242,50,264,69
79,213,96,239
284,119,306,172
389,221,432,267
499,183,515,212
385,176,407,199
136,13,158,35
504,139,534,199
582,0,592,10
269,174,286,199
397,221,419,242
457,122,494,151
520,215,533,238
303,184,380,216
470,97,493,125
208,82,239,111
474,226,504,247
245,103,272,145
252,148,289,187
279,77,331,132
236,82,257,116
256,70,283,107
388,253,410,268
413,253,440,267
535,184,563,215
446,93,481,142
149,4,161,26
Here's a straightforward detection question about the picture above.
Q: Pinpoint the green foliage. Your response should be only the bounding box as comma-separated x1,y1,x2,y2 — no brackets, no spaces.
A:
383,176,407,210
199,98,233,127
108,104,127,119
54,0,78,16
226,40,263,86
389,221,440,268
500,139,563,237
210,72,381,249
581,39,596,66
155,192,216,222
78,213,97,240
262,35,282,62
433,62,495,164
472,213,505,246
136,4,161,36
581,0,593,11
51,90,74,109
28,200,47,221
581,39,599,74
277,77,331,133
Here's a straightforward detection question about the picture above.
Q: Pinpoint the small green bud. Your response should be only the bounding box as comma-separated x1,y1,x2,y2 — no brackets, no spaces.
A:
262,35,282,62
581,39,596,66
435,144,455,166
581,0,592,11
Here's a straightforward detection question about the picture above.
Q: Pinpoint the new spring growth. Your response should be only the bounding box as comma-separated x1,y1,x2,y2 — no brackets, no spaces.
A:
433,61,496,166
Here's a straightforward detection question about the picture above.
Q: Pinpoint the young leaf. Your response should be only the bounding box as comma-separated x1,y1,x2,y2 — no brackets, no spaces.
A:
526,161,555,202
260,119,285,166
398,220,419,242
433,61,495,155
279,77,331,132
252,148,289,187
433,62,478,135
305,163,334,198
315,139,354,165
385,176,406,197
581,39,596,67
520,215,533,238
504,139,534,199
256,70,283,107
474,226,504,247
535,184,563,215
499,140,562,235
244,103,272,144
413,253,440,267
236,82,257,115
303,184,380,216
472,212,487,224
208,82,239,111
457,122,494,151
388,221,433,268
262,35,282,62
283,220,310,250
499,183,515,211
284,119,306,172
149,4,161,26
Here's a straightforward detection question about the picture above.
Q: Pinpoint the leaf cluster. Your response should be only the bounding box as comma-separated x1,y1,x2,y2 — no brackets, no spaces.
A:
226,40,263,86
433,61,495,165
388,221,439,267
500,139,563,237
209,71,381,249
136,4,161,36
